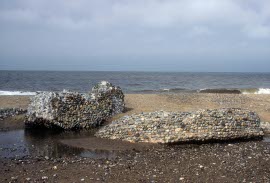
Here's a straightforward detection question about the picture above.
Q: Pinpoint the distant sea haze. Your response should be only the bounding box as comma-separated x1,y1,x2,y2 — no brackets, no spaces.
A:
0,71,270,95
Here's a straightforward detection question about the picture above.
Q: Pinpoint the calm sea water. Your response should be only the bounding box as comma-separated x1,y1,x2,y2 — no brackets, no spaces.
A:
0,71,270,94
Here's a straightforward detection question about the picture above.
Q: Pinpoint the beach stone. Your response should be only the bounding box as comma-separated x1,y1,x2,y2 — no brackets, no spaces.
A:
96,108,263,143
25,81,124,129
199,89,241,94
260,122,270,134
91,81,125,115
0,108,27,120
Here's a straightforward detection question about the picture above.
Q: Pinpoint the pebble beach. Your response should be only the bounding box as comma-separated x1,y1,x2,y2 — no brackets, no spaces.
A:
0,93,270,182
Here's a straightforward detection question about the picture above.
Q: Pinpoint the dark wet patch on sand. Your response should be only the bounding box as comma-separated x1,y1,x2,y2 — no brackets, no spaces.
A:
60,137,158,152
0,114,26,131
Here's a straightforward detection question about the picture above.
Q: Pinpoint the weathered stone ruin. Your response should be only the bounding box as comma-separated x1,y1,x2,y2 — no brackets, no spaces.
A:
25,81,125,129
96,108,264,143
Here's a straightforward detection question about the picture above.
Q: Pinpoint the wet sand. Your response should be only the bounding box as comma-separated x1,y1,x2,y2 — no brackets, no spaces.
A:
1,139,270,182
61,137,157,152
0,114,25,131
1,94,270,182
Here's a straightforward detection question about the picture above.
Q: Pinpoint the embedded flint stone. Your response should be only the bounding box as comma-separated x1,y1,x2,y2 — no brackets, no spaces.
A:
91,81,125,115
25,81,124,129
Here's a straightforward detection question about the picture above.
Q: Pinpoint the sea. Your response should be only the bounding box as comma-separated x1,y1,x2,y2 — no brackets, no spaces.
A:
0,71,270,95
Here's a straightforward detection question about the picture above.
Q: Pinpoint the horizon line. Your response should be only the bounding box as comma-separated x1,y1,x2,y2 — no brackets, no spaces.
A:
0,69,270,73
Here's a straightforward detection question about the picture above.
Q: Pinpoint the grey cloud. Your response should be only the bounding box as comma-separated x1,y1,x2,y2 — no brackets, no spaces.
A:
1,0,269,33
0,0,269,71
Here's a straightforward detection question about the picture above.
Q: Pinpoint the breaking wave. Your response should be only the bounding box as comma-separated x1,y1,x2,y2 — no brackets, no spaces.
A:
0,90,36,96
199,88,270,94
133,88,196,93
241,88,270,94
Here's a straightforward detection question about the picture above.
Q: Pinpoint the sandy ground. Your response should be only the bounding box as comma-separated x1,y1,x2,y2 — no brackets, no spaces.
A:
1,93,270,134
0,94,270,182
120,93,270,122
0,96,30,109
1,93,269,121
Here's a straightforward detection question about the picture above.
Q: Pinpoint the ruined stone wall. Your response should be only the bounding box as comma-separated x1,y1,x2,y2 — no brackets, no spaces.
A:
25,81,124,129
96,108,263,143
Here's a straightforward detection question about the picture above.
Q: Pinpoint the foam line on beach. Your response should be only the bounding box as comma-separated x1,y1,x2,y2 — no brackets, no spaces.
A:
199,88,270,94
133,88,195,93
241,88,270,94
0,88,270,95
0,91,36,96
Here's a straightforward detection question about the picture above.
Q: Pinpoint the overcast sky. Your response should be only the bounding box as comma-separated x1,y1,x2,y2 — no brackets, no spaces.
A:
0,0,269,72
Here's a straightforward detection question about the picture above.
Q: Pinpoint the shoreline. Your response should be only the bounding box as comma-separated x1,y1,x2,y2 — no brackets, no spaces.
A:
1,93,269,121
1,93,270,132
